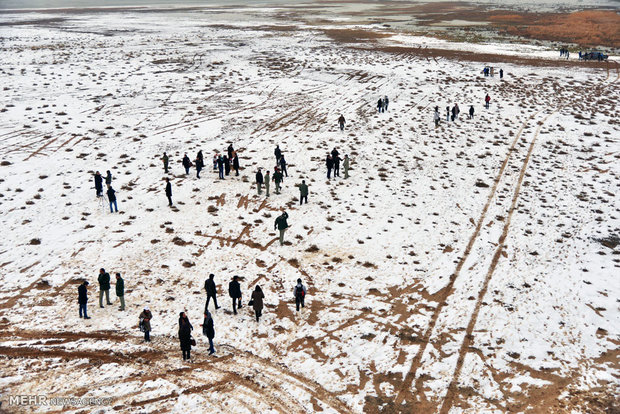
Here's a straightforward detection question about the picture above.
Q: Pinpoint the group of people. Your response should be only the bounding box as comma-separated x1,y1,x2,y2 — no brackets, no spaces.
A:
77,271,308,361
326,147,350,179
377,95,389,113
433,94,491,128
559,48,570,59
482,67,503,78
93,170,118,213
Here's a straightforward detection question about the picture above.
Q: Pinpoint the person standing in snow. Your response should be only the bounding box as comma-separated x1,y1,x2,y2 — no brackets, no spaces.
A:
338,114,346,131
94,171,103,198
162,152,169,174
343,154,350,179
293,278,306,312
384,95,389,111
105,170,112,186
446,106,450,122
139,307,152,342
107,185,118,213
212,154,218,171
264,170,270,197
251,285,264,323
332,148,341,177
256,169,264,195
469,105,475,119
195,155,203,179
203,311,215,355
453,103,460,120
115,273,125,311
326,154,334,179
274,145,282,165
223,155,230,176
377,98,383,113
485,93,491,109
78,281,90,319
274,211,289,246
228,275,242,315
204,273,220,311
273,168,283,194
182,154,191,175
98,268,111,308
434,106,440,128
227,143,234,161
499,68,503,79
197,150,203,168
165,178,173,206
279,154,288,178
232,152,240,176
217,155,224,179
179,312,193,361
297,180,308,205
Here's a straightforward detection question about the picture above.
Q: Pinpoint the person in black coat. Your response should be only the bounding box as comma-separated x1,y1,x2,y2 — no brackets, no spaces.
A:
223,155,230,176
228,276,242,315
182,154,191,175
78,281,90,319
107,186,118,213
204,273,220,311
326,155,334,179
232,152,240,176
331,148,341,177
203,310,215,355
165,178,172,206
256,169,264,195
274,145,282,164
105,170,112,186
217,155,224,179
178,312,193,361
279,155,288,178
227,144,234,160
94,172,103,197
195,156,203,179
469,105,475,119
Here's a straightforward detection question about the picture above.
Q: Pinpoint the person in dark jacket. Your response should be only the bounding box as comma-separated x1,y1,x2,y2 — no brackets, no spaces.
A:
227,144,234,160
377,98,383,113
469,105,475,119
279,155,288,177
228,276,242,315
179,312,194,361
203,310,215,355
256,169,264,195
107,185,118,213
274,145,282,164
197,150,204,166
94,171,103,197
297,180,308,205
204,273,220,311
232,152,240,176
251,285,264,322
98,268,111,308
293,278,307,312
165,178,172,206
195,156,203,179
499,68,504,79
105,170,112,186
446,106,450,122
332,148,341,177
273,168,283,194
116,273,125,311
326,155,334,179
223,155,230,176
182,154,191,175
274,211,289,246
485,93,491,109
162,152,169,173
217,155,224,179
78,281,90,319
338,114,346,131
384,95,389,111
139,307,152,342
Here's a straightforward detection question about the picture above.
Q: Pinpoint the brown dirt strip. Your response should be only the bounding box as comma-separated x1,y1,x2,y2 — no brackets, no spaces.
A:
393,109,541,406
24,135,61,161
0,345,162,364
439,109,560,414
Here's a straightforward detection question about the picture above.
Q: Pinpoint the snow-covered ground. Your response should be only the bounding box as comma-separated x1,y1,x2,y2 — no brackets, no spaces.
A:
0,6,618,414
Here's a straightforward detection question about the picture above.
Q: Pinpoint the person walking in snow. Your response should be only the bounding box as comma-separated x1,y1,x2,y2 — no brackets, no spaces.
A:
274,145,282,164
453,103,460,120
446,106,450,122
297,180,308,205
332,148,341,177
204,273,220,312
105,170,112,186
273,168,283,194
228,275,242,315
98,268,111,308
485,93,491,109
162,152,169,174
279,154,288,178
293,278,306,312
115,273,125,311
499,68,503,79
165,178,173,206
264,170,270,197
203,310,215,355
107,185,118,213
384,95,389,111
182,154,191,175
338,114,346,131
343,154,350,178
94,171,103,198
179,312,193,361
251,285,264,323
139,306,152,342
227,144,234,161
274,211,289,246
326,154,334,179
434,106,440,128
256,169,264,195
217,155,224,179
232,152,240,176
212,154,218,171
469,105,475,119
194,156,203,179
78,281,90,319
197,150,203,167
377,98,383,113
